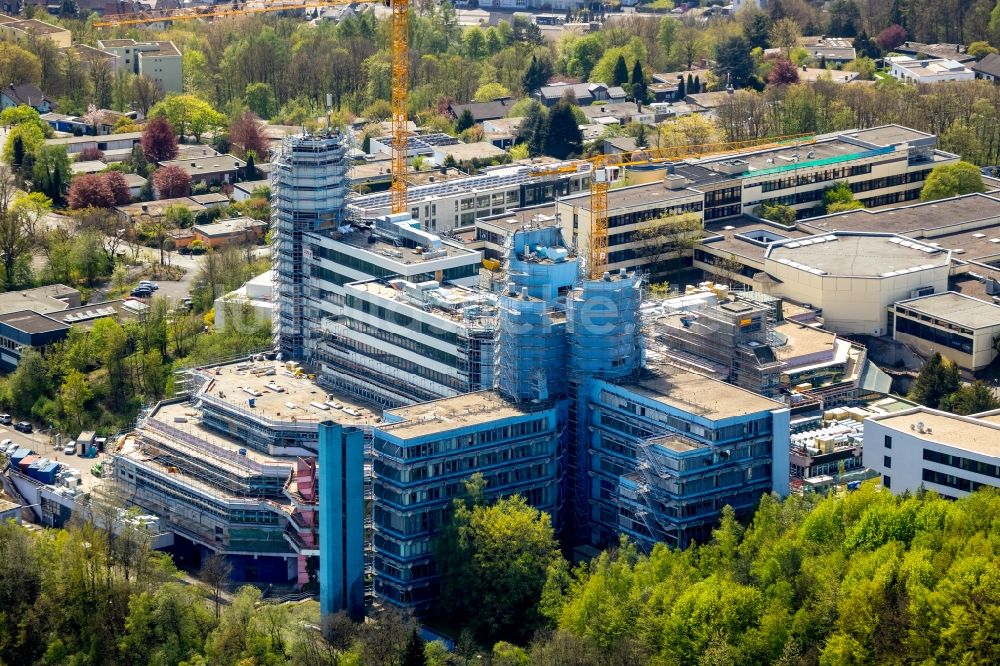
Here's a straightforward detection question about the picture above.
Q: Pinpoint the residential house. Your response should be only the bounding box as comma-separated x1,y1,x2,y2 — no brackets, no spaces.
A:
535,82,627,107
896,42,975,64
972,52,1000,83
447,98,519,125
44,132,142,155
800,36,857,65
64,44,120,73
0,83,52,114
193,217,267,249
156,155,246,189
888,56,975,84
430,141,509,167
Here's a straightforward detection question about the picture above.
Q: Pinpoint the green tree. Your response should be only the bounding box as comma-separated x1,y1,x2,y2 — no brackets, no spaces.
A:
243,82,277,120
455,108,475,133
542,100,583,160
822,181,862,213
32,145,71,206
522,55,553,94
150,94,226,142
516,101,547,157
612,54,630,87
474,82,511,103
920,161,986,202
909,352,961,409
59,369,92,432
2,122,44,167
941,380,1000,415
401,628,427,666
714,36,755,88
436,474,561,644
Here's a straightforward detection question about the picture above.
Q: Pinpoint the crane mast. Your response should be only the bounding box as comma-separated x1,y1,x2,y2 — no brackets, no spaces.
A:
390,0,409,215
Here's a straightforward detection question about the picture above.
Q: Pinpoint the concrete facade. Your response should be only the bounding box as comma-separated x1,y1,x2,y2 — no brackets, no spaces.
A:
891,291,1000,372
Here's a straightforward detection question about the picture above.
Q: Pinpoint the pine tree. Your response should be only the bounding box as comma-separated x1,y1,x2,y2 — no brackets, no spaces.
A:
542,100,583,160
11,136,23,169
687,73,694,90
909,353,961,409
693,75,701,93
630,60,646,102
455,108,475,133
522,55,552,94
401,628,427,666
676,75,686,99
516,102,547,157
612,55,629,87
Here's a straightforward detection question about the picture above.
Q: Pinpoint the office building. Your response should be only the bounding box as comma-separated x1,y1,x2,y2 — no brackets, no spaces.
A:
349,162,590,233
317,278,497,406
890,291,1000,373
864,406,1000,497
114,359,375,585
370,391,562,611
590,366,790,551
271,132,350,360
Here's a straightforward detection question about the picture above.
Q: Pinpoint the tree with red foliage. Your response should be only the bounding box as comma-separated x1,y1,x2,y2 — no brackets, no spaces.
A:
229,111,269,160
875,24,907,52
141,116,179,164
152,165,191,199
68,174,114,210
103,171,131,205
76,147,105,162
768,58,800,87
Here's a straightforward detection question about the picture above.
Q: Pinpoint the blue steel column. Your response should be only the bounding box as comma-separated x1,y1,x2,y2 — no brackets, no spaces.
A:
318,421,364,624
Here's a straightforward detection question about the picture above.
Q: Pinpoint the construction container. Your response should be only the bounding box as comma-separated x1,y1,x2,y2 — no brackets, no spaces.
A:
8,448,31,466
17,455,39,473
33,462,59,485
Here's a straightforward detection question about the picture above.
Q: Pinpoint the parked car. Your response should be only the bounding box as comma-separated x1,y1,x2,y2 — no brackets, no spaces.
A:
0,414,11,425
14,422,32,433
139,281,158,291
63,441,77,456
131,287,152,298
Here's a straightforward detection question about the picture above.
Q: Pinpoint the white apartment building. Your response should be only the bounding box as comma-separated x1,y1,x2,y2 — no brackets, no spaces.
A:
97,39,183,93
864,407,1000,497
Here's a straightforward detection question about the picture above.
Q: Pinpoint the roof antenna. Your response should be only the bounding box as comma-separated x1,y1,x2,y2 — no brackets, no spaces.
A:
326,93,333,134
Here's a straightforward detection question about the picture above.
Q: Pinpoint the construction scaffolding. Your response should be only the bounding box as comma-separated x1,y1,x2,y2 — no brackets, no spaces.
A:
271,133,350,361
646,287,784,397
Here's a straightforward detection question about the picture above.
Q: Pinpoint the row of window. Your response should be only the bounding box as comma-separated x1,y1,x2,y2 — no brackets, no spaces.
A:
922,468,990,493
758,163,872,193
924,448,1000,480
895,315,974,355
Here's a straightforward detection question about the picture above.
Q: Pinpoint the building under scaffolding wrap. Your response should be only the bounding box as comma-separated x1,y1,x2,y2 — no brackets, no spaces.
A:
115,359,374,592
648,288,783,397
272,132,349,361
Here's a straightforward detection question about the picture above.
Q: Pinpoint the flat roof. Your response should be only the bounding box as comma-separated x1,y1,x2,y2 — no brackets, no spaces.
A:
333,227,478,263
158,155,245,175
798,193,1000,236
194,217,266,237
8,18,68,34
0,310,68,335
348,280,496,324
563,180,700,212
624,365,785,420
702,217,811,263
380,390,535,438
194,360,379,427
699,136,885,175
0,284,76,316
773,321,841,361
895,291,1000,329
873,408,1000,457
768,233,949,278
435,142,508,160
46,132,142,146
846,125,934,147
117,197,208,217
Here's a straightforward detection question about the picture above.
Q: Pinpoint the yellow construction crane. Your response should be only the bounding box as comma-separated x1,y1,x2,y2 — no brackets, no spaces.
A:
96,0,411,213
530,133,815,280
